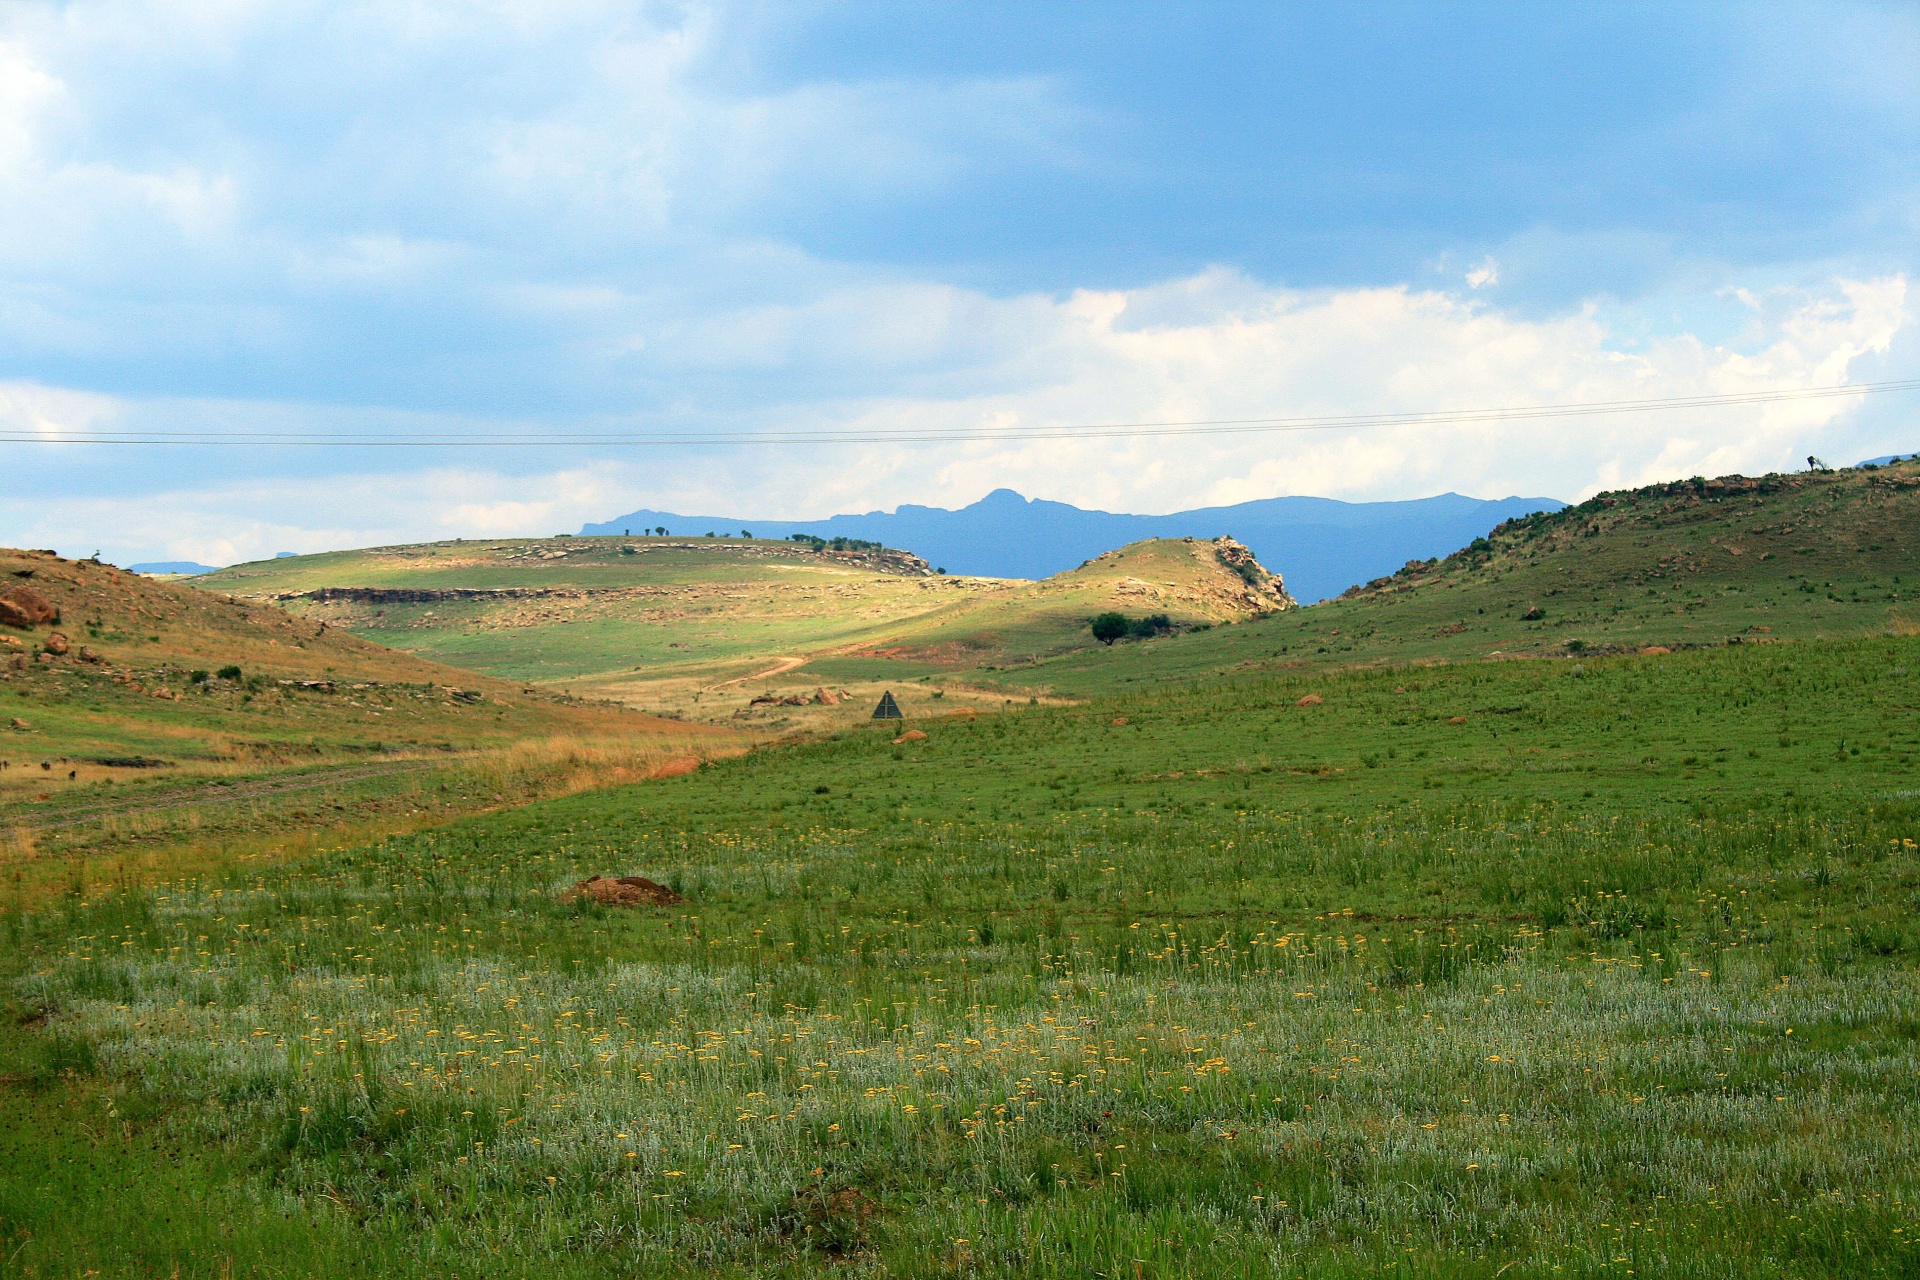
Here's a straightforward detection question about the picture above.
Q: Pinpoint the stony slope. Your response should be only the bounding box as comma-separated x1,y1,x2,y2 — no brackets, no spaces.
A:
2,546,707,791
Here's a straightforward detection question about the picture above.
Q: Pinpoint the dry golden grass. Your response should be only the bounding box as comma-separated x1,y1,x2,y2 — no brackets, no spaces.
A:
2,731,739,911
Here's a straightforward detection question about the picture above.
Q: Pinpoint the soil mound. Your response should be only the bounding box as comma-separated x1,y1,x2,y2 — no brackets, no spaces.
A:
893,729,927,743
562,875,685,906
1296,694,1323,707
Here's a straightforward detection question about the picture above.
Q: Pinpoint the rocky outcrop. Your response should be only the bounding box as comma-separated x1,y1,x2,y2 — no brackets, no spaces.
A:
1211,537,1296,612
0,584,58,628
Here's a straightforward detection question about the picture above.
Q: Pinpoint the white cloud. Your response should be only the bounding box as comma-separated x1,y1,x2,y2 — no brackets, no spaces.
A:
0,3,1913,568
4,270,1906,565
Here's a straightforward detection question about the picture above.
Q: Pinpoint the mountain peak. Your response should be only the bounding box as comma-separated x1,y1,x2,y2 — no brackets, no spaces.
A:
582,489,1566,601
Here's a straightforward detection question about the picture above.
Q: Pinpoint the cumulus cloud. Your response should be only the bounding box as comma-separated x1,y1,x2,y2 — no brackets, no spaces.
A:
5,269,1906,565
0,2,1914,565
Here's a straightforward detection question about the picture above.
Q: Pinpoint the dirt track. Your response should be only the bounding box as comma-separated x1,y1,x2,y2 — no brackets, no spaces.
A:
3,760,440,831
702,656,808,693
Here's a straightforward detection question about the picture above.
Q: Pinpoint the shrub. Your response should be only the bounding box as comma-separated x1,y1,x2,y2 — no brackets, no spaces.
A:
1128,613,1173,639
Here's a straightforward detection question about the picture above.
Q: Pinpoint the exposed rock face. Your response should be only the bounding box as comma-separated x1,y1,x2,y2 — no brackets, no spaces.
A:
0,585,58,628
1211,537,1296,612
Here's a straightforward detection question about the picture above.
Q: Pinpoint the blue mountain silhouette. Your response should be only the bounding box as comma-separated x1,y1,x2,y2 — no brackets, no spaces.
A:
584,488,1565,603
126,561,219,576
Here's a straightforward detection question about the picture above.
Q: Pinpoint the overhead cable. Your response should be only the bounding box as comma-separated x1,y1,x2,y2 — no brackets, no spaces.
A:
4,377,1917,447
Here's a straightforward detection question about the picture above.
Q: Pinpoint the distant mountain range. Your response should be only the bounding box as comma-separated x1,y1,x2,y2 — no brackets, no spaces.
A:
127,561,219,576
584,488,1566,603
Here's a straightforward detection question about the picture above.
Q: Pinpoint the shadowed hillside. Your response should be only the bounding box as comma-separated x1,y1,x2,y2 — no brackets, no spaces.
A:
2,547,727,881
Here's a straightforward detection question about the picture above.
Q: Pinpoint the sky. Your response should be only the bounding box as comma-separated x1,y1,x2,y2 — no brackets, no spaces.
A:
2,1,1917,566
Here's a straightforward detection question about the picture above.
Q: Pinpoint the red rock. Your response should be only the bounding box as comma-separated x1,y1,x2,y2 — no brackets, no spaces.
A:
42,632,69,655
0,586,57,627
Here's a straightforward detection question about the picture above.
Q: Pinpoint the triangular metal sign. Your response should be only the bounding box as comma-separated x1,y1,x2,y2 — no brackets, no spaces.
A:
871,690,903,719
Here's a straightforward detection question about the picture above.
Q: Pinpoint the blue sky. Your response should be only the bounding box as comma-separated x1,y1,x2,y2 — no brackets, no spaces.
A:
2,2,1916,565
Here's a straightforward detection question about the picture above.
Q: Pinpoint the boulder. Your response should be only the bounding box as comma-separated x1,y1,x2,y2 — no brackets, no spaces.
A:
0,585,57,627
42,632,69,656
77,646,102,663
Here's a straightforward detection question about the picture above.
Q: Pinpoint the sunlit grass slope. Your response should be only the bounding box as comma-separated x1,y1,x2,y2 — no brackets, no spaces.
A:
196,536,970,682
197,534,1290,724
6,633,1919,1276
988,459,1920,697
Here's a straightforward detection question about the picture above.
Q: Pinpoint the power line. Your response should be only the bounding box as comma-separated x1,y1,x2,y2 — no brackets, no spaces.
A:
4,378,1917,447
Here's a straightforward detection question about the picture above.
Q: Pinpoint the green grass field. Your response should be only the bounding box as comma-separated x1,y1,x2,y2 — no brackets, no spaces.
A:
6,632,1918,1277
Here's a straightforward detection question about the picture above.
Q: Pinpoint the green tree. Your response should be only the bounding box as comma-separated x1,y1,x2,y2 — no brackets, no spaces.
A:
1090,612,1130,645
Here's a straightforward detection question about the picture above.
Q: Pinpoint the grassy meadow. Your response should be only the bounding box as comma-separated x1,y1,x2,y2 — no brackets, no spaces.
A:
193,536,1291,726
5,633,1918,1277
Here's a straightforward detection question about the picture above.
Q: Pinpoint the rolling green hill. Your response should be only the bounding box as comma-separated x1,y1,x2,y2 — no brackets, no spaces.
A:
195,534,1292,723
982,459,1920,696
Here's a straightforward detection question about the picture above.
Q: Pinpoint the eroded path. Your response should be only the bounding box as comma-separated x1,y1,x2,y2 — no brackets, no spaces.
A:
701,656,808,693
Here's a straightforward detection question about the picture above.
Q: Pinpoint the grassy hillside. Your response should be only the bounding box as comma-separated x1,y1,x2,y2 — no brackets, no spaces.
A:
980,459,1920,697
197,534,1291,725
2,547,730,896
6,631,1918,1276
